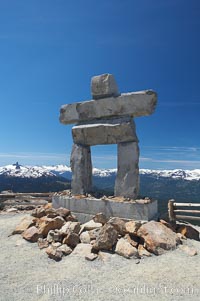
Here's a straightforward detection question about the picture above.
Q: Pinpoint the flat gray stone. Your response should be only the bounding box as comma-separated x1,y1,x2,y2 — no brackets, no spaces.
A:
114,141,139,199
70,144,92,195
71,243,92,257
115,238,138,259
72,117,138,145
91,73,119,99
60,90,157,124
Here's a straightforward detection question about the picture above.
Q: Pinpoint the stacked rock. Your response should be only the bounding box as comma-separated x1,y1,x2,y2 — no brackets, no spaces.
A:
60,74,157,199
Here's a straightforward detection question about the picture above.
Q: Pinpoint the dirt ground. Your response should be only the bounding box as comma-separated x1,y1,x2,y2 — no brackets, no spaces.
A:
0,213,200,301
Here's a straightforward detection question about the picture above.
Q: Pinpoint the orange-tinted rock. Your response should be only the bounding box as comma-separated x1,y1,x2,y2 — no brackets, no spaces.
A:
57,244,72,255
31,207,46,218
22,226,39,242
38,216,65,237
115,238,138,259
44,203,52,209
137,221,180,255
125,220,142,235
12,216,36,234
45,208,59,218
56,207,71,218
46,246,63,261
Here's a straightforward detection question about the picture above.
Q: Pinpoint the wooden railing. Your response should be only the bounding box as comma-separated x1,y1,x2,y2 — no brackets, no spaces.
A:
168,199,200,222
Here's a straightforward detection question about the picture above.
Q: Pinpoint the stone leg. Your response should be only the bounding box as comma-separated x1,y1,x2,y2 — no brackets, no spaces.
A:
70,144,92,195
114,142,139,199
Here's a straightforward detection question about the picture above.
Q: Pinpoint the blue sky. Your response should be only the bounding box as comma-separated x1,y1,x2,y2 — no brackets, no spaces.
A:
0,0,200,169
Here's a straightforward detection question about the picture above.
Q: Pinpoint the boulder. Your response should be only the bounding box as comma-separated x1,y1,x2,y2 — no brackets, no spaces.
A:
22,226,39,242
93,213,108,225
12,216,36,234
59,221,80,236
46,246,63,261
71,243,92,257
92,224,118,251
37,238,49,249
179,245,197,256
159,219,176,232
56,207,71,218
59,222,71,235
47,230,62,243
125,220,142,235
137,221,180,255
68,222,81,234
31,207,46,218
45,208,59,218
57,244,72,255
80,231,91,244
38,216,65,237
107,217,126,235
63,233,79,248
115,238,138,259
81,220,102,231
176,225,199,241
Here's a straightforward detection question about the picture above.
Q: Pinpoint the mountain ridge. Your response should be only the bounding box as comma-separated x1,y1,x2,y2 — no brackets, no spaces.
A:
0,163,200,181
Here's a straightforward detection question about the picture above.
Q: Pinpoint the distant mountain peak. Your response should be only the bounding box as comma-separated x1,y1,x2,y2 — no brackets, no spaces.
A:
0,164,200,181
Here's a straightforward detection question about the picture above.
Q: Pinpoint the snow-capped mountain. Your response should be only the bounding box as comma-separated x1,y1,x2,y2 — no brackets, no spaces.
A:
0,163,200,181
140,169,200,181
0,164,55,178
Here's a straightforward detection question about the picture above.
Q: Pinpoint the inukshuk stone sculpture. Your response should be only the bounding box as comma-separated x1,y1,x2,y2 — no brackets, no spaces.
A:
60,74,157,199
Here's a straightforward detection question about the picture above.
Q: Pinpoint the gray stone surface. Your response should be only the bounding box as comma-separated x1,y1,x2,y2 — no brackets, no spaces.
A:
60,90,157,124
52,195,158,222
115,141,139,198
91,73,119,99
72,117,138,146
70,144,92,195
59,73,157,201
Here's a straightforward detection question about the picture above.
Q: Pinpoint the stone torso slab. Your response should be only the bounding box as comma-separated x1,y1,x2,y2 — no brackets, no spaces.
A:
60,90,157,125
72,117,138,146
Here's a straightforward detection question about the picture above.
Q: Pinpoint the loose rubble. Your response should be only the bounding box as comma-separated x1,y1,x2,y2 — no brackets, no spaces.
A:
11,205,200,261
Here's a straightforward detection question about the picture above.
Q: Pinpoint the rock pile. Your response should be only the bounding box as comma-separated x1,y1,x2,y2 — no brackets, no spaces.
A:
12,205,199,261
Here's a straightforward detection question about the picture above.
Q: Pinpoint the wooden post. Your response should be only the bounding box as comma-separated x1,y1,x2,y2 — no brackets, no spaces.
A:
168,199,176,223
